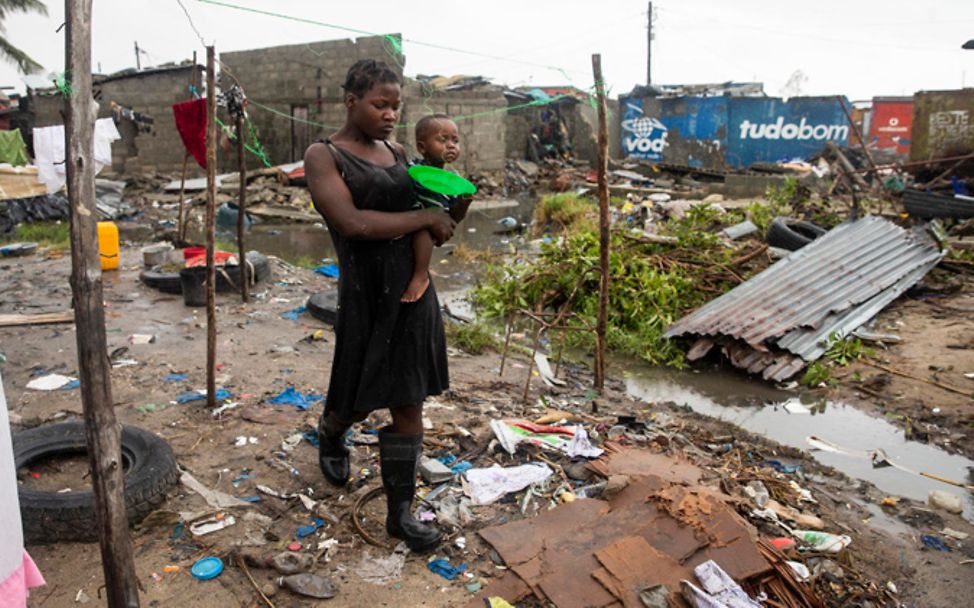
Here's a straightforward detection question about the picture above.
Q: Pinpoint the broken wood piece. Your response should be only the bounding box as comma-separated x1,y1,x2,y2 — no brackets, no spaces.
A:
0,311,75,327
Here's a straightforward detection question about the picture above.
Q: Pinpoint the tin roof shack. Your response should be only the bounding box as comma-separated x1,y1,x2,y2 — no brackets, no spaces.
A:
620,92,851,171
219,35,402,170
910,89,974,177
867,96,912,157
30,63,203,176
504,87,619,167
399,76,507,177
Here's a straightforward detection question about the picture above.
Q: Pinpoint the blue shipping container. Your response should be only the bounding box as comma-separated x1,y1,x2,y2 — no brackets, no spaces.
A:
621,96,727,167
620,94,851,169
726,97,850,166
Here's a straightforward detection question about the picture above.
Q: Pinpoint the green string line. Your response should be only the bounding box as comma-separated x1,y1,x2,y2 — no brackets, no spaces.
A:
196,0,588,77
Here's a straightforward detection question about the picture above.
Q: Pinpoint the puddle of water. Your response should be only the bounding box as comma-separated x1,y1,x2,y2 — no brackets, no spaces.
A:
226,197,536,292
626,366,974,522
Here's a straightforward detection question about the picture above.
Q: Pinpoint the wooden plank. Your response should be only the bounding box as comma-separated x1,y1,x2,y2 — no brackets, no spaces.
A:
0,311,74,327
592,53,610,392
237,114,248,303
65,1,141,605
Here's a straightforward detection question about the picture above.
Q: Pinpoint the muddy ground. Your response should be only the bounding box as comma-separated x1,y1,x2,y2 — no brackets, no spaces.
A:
2,246,973,608
833,268,974,459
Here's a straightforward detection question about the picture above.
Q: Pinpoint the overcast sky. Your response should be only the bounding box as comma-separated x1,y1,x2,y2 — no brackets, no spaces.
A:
2,0,972,102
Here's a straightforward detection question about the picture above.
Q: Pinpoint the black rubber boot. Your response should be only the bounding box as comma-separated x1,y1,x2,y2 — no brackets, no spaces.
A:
317,417,350,487
379,428,442,552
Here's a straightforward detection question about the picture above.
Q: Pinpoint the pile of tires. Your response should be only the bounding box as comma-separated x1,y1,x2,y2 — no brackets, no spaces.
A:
766,217,828,251
139,251,271,294
14,422,179,544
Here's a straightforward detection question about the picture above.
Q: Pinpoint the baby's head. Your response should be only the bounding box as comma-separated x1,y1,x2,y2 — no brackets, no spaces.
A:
415,114,460,168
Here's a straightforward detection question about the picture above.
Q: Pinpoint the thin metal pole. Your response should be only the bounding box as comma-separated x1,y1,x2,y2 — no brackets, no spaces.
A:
66,1,140,605
646,2,653,85
176,51,196,243
205,46,217,409
236,114,248,302
592,53,610,392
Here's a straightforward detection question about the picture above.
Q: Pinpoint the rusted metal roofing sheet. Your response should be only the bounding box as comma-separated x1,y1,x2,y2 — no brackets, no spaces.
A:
666,216,943,379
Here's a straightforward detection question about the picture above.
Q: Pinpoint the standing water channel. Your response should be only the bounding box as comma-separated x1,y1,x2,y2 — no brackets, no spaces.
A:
239,195,973,522
626,366,974,522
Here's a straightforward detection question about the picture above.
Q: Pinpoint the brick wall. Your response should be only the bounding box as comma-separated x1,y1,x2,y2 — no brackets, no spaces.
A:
31,64,204,176
400,80,507,176
220,35,404,171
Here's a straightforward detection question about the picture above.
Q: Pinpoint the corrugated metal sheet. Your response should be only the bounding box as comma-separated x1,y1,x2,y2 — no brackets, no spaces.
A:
666,216,943,380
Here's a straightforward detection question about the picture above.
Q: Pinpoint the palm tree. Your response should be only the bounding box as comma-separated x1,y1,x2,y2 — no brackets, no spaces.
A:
0,0,47,74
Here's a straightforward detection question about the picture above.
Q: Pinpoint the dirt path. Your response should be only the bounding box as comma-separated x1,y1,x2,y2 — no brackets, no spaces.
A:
2,249,971,608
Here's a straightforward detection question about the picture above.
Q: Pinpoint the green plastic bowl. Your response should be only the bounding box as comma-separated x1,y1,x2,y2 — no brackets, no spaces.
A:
408,165,477,196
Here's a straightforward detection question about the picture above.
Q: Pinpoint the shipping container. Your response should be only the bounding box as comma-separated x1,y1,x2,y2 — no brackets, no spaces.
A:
620,94,850,169
910,89,974,163
867,97,912,155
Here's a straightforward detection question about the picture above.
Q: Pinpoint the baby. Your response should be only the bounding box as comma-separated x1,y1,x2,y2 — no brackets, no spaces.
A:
402,114,471,302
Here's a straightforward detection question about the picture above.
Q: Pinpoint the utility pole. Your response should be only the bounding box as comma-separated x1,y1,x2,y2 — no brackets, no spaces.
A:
66,1,140,606
646,1,653,85
134,41,141,71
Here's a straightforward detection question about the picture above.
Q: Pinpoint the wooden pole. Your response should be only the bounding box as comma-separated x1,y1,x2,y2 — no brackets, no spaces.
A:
236,114,248,303
205,46,217,409
591,53,610,392
176,51,197,244
65,1,140,606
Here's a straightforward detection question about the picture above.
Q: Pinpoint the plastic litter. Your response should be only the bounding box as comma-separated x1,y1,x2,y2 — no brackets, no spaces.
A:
427,558,467,581
278,573,337,599
356,543,409,585
26,373,78,391
313,263,339,278
280,306,307,320
786,561,811,582
770,537,797,551
765,459,801,474
489,419,603,459
921,534,952,552
928,490,963,514
793,530,851,553
533,352,566,387
180,471,252,509
296,518,325,539
464,463,553,505
434,494,474,528
190,514,236,536
162,373,188,383
744,480,770,508
191,556,224,580
129,333,155,344
942,528,969,541
176,388,231,404
266,386,323,410
681,560,763,608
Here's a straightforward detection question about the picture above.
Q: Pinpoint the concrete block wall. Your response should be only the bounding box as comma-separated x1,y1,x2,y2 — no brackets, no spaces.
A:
400,80,507,176
220,35,404,169
31,65,205,176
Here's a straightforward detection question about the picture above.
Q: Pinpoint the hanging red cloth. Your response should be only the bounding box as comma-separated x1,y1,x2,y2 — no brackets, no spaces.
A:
172,98,208,169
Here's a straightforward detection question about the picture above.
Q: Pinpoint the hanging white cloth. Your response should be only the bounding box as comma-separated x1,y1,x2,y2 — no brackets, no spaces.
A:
0,370,46,607
33,117,121,193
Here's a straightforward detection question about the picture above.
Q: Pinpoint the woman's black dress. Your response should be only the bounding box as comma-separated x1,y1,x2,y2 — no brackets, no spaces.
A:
319,139,449,419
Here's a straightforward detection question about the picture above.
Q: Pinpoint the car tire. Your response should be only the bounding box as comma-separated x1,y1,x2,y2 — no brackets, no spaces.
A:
139,251,271,294
306,289,338,326
14,422,179,544
766,217,827,251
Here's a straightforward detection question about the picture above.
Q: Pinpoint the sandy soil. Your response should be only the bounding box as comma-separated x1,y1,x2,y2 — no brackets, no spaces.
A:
1,248,972,608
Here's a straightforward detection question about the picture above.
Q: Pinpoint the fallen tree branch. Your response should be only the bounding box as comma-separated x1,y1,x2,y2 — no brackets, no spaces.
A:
861,359,972,397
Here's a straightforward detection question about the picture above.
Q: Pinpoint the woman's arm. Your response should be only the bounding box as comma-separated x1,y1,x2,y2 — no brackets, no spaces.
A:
305,142,456,244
